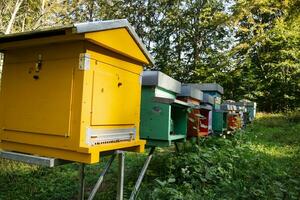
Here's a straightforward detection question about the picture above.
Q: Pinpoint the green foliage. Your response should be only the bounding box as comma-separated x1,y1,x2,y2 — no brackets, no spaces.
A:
0,0,299,111
229,0,300,111
0,112,299,199
139,112,300,199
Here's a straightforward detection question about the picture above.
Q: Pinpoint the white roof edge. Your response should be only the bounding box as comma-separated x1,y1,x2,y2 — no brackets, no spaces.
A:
74,19,154,65
0,19,154,65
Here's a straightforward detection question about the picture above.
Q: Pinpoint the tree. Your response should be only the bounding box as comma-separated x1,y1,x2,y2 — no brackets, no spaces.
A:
0,0,299,112
230,0,300,112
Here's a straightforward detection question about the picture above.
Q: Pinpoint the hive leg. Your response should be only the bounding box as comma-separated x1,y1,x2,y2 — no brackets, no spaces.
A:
78,163,85,200
117,152,125,200
129,147,156,200
174,142,180,153
87,154,116,200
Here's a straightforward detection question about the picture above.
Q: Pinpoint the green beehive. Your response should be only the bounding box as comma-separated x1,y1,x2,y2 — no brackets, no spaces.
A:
196,83,224,110
140,71,189,147
193,83,227,134
212,110,228,134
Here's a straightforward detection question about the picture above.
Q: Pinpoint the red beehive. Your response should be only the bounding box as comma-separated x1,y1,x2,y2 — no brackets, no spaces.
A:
228,113,239,131
199,94,214,136
222,103,239,132
177,84,203,138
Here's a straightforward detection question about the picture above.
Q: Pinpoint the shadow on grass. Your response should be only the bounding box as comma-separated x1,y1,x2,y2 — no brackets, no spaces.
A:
0,112,299,200
136,132,300,200
0,154,147,200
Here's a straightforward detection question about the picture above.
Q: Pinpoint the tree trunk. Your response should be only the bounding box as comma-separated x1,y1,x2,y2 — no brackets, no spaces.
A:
88,1,94,22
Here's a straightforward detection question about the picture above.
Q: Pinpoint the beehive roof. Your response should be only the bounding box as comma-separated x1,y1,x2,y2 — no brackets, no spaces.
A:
142,71,181,94
239,99,256,106
202,94,215,105
196,83,224,94
178,84,203,101
0,19,154,65
221,104,237,111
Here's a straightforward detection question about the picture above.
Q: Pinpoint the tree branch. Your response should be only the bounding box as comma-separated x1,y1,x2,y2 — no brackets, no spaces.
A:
5,0,24,34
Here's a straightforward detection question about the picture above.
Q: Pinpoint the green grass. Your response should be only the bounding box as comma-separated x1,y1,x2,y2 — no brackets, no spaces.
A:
0,112,299,200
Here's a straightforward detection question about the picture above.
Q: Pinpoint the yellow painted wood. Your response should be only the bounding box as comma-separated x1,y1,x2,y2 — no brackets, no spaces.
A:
1,139,145,164
91,61,141,125
85,28,149,64
1,141,95,163
2,48,75,136
0,42,85,151
0,27,147,164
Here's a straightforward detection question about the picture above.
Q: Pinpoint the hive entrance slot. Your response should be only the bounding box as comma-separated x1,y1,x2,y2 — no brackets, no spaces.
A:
86,127,136,146
170,106,187,136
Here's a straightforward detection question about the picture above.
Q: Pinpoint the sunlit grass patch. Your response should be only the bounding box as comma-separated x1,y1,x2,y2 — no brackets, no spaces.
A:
248,143,298,158
0,111,299,200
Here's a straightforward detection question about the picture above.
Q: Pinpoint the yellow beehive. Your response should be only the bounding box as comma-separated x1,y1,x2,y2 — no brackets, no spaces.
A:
0,19,154,164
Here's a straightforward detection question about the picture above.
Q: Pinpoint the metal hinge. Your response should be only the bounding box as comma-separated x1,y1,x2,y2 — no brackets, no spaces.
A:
79,53,90,70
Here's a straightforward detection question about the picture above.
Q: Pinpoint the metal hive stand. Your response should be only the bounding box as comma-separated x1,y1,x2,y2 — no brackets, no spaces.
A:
0,151,70,167
79,150,125,200
129,147,156,200
0,148,156,200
